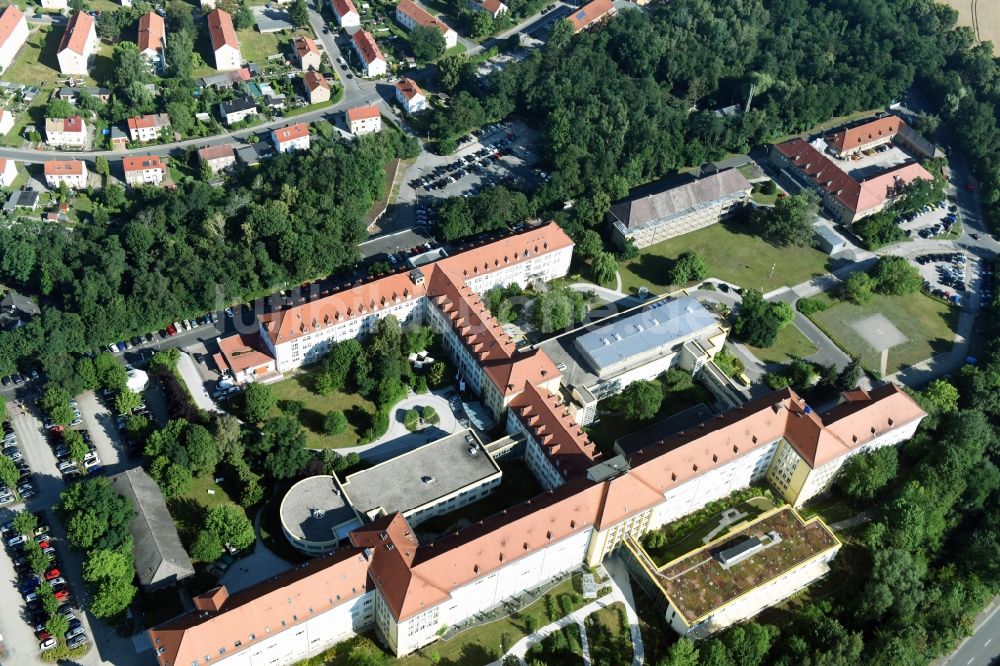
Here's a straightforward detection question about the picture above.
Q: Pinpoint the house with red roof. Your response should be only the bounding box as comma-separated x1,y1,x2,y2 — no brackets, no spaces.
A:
0,158,16,188
394,77,426,114
351,30,386,77
567,0,615,33
56,12,97,75
331,0,360,27
395,0,457,49
197,144,237,176
123,155,165,186
207,9,241,71
0,6,28,74
270,122,310,153
468,0,507,19
301,71,330,104
346,104,381,135
291,35,321,71
43,160,87,189
137,11,166,71
44,115,87,148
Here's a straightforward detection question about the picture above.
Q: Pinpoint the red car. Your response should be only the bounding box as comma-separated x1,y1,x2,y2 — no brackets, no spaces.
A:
54,590,70,602
966,182,975,192
36,540,49,550
36,630,51,641
166,323,177,336
44,569,61,581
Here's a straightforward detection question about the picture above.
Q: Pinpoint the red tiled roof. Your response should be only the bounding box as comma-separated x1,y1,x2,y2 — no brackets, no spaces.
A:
331,0,358,18
472,0,506,13
828,116,905,153
137,11,165,53
59,12,94,56
509,382,600,478
207,8,238,51
0,5,24,48
292,35,319,59
43,160,85,177
127,113,169,131
52,115,84,133
397,0,454,37
352,30,384,65
272,122,309,144
303,70,330,92
346,104,379,121
197,144,236,161
567,0,614,32
214,331,273,374
122,155,164,172
395,77,422,101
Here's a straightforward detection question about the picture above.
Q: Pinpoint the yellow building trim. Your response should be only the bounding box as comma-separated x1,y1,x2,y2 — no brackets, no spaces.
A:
626,505,841,629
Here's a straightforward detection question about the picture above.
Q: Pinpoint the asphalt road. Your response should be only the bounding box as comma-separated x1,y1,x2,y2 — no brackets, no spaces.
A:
939,598,1000,666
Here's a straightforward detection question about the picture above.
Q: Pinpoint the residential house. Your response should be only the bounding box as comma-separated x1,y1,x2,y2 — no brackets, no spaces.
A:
271,123,310,153
126,113,171,143
2,189,37,213
110,127,127,150
109,468,195,591
198,144,237,175
331,0,360,27
567,0,615,33
351,30,386,77
57,12,98,75
218,95,257,126
467,0,507,19
301,71,330,104
395,0,457,49
44,115,87,148
346,104,381,136
137,11,166,71
0,109,14,137
0,158,16,188
394,78,426,114
292,35,321,71
207,9,241,71
123,155,166,186
43,160,87,190
608,169,753,248
0,6,28,74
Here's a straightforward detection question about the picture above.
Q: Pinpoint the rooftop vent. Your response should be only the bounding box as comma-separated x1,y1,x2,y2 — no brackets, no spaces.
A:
421,475,436,484
312,508,326,519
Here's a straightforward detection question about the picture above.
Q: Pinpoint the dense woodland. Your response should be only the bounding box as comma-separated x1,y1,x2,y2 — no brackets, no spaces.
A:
433,0,1000,238
0,130,417,382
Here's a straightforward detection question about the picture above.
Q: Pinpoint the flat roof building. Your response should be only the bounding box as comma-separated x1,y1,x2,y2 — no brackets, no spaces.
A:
339,429,501,526
624,506,840,638
279,475,362,556
609,169,752,248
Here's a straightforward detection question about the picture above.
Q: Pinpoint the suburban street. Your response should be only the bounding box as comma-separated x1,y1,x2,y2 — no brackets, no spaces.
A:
938,597,1000,666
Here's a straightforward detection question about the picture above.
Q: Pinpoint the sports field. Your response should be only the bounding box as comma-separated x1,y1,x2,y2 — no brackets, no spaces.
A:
943,0,1000,45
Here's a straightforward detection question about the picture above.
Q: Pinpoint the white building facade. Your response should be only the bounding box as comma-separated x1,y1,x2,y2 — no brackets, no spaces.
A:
0,6,29,74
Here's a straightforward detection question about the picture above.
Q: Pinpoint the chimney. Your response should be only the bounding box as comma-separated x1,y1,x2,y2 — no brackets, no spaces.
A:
193,586,229,612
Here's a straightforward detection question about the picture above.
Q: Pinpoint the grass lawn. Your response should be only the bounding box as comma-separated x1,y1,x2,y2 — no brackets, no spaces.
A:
751,189,779,205
585,371,714,456
747,324,818,364
619,221,831,297
643,497,776,565
806,291,958,374
236,28,305,64
398,574,589,666
5,26,62,86
270,365,376,448
585,602,633,665
168,474,247,552
798,491,859,525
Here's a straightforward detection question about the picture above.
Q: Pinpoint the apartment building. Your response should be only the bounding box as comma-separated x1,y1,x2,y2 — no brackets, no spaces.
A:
150,382,923,664
331,0,360,27
271,123,310,153
126,113,171,143
770,139,934,225
137,11,166,71
395,0,457,49
219,95,256,126
0,5,29,74
292,35,321,71
197,144,237,175
346,104,381,135
0,109,12,138
351,30,386,77
567,0,615,33
123,155,165,186
57,12,98,75
45,115,87,148
43,160,87,189
609,169,752,248
207,9,241,71
468,0,508,19
395,78,427,114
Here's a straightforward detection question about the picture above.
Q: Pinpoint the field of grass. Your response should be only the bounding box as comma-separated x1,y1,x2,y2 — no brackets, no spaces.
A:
269,365,376,448
5,27,114,87
806,291,958,374
168,474,247,554
585,602,633,666
397,574,588,666
747,324,818,364
943,0,1000,45
643,498,776,565
619,221,831,297
4,89,49,147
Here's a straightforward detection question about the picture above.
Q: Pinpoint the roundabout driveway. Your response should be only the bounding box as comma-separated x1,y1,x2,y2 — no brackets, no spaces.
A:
334,389,460,462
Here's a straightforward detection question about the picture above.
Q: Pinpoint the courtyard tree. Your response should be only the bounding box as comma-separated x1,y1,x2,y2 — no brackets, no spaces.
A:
115,388,142,415
427,361,447,387
289,0,309,27
41,385,75,426
757,191,820,247
620,380,662,421
63,428,89,465
732,289,792,348
836,356,863,390
191,529,224,562
669,251,708,285
12,510,37,537
870,256,922,295
323,410,348,436
243,382,277,422
843,271,875,304
411,25,446,63
0,456,18,495
206,504,255,551
920,379,960,415
592,251,618,286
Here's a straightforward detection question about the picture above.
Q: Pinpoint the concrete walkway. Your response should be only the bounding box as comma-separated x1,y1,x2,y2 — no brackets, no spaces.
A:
219,497,294,594
494,557,644,665
828,507,881,532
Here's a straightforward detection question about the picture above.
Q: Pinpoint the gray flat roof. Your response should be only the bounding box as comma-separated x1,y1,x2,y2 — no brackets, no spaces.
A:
280,475,358,542
575,297,718,371
341,429,500,518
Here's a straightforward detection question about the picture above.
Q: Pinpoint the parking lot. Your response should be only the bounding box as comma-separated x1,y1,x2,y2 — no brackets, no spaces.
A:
897,199,960,238
914,251,992,309
407,120,543,201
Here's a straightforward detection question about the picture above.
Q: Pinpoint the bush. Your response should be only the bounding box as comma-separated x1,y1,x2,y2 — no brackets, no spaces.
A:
403,408,420,431
323,410,348,436
765,372,791,389
190,529,223,562
422,405,439,424
796,297,828,315
714,347,744,377
761,179,777,195
362,408,389,443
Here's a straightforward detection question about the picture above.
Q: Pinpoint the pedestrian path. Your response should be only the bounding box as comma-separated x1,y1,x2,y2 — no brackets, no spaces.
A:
493,557,645,665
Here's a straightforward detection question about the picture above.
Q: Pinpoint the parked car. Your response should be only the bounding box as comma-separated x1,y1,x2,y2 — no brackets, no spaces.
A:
67,633,87,649
40,638,57,651
7,534,27,548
